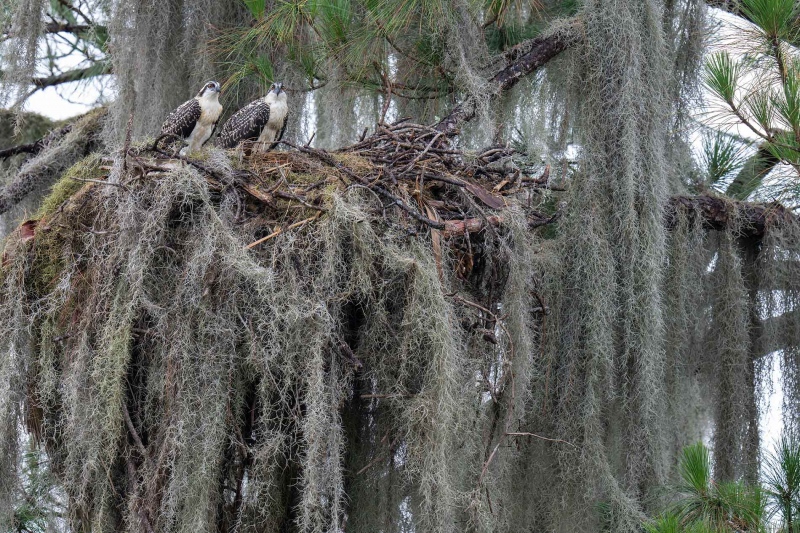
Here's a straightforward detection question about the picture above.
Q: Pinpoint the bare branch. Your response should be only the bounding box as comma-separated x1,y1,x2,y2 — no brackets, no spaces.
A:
31,63,112,89
42,22,95,34
434,20,582,134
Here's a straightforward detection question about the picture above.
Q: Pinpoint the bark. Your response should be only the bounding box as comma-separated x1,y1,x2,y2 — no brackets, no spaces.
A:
433,20,582,134
31,64,112,89
666,194,796,240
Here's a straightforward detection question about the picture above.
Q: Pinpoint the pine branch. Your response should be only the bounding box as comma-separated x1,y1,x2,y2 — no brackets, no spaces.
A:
434,1,784,135
725,145,780,200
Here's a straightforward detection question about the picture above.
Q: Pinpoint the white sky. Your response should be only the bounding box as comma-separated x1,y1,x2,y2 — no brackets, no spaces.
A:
24,83,102,119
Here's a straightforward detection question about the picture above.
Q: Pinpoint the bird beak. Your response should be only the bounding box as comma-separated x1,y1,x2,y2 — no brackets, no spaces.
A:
275,82,283,94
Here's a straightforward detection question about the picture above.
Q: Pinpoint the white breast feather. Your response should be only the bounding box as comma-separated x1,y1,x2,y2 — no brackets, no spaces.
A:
184,92,223,154
257,98,288,145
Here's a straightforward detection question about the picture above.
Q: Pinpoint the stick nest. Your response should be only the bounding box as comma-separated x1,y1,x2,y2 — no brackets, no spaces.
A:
141,119,558,246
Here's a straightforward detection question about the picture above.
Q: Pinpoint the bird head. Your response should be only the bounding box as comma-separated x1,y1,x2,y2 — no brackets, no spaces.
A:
197,81,221,98
265,82,287,104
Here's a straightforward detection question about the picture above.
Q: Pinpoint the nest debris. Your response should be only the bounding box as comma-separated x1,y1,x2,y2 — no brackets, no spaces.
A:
142,119,558,245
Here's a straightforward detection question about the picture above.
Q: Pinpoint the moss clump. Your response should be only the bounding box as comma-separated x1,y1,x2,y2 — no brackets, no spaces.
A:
25,154,103,298
27,224,67,299
286,171,326,185
34,154,102,219
331,153,373,174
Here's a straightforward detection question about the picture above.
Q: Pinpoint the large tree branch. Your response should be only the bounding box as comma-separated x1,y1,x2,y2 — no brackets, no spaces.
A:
666,194,796,239
31,63,111,89
434,20,582,134
0,141,42,159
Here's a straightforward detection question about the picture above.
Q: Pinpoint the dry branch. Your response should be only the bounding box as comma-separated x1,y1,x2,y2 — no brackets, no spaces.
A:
666,194,797,239
0,123,73,160
434,21,582,134
31,63,112,89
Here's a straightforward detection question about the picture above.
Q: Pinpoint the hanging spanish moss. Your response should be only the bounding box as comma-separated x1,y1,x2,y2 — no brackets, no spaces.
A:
5,1,800,532
105,0,251,143
0,0,46,107
0,108,106,238
759,216,800,434
535,1,671,530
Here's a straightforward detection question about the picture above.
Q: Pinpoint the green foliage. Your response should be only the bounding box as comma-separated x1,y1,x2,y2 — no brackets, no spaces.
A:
664,443,764,531
701,131,746,185
763,435,800,530
35,153,101,219
741,0,800,42
703,0,800,202
645,513,713,533
647,440,800,532
215,0,574,102
704,52,740,105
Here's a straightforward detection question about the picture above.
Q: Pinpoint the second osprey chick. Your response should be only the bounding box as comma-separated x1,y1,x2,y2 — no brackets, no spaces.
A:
160,81,223,155
217,82,288,151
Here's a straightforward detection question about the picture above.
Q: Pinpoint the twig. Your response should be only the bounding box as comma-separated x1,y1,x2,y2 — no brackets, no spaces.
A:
400,132,443,174
480,431,574,484
122,112,133,172
70,176,129,191
245,215,319,249
122,402,155,470
279,140,446,230
355,435,400,476
126,459,156,533
338,341,363,368
504,432,575,447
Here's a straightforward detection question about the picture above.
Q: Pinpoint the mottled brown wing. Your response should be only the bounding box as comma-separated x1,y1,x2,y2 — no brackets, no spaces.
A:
216,100,271,149
274,112,288,146
160,98,201,139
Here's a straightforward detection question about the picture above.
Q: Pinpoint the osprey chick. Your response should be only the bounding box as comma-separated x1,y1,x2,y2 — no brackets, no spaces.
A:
160,81,222,155
217,82,288,151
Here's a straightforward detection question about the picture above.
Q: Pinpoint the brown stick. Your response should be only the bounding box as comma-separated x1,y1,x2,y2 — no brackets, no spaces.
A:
244,215,319,249
434,20,582,134
355,435,400,476
122,402,155,470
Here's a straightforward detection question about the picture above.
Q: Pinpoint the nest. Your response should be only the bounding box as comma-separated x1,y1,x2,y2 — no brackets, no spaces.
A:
140,119,558,248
